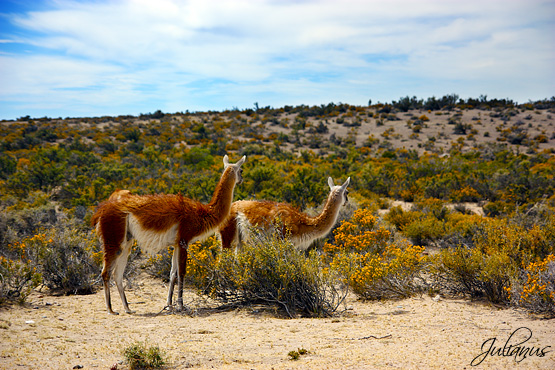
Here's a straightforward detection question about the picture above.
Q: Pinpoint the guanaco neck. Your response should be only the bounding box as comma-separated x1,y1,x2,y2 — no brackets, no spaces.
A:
308,191,343,233
207,167,236,224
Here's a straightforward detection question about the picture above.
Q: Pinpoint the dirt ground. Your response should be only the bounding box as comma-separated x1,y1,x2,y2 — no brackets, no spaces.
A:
1,273,553,370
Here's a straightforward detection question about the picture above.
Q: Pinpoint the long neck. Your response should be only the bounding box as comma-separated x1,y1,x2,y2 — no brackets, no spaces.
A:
207,167,236,224
308,191,342,234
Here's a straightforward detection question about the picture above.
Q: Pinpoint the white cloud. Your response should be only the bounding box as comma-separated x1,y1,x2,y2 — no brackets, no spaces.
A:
1,0,554,118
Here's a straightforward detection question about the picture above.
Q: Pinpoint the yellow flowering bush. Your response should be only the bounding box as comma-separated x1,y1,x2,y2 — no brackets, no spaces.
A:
0,221,104,302
451,185,481,202
143,246,173,281
511,254,555,315
324,209,390,256
326,208,427,300
186,236,221,288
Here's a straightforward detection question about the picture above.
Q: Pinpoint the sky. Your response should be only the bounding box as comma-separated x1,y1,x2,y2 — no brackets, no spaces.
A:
0,0,554,120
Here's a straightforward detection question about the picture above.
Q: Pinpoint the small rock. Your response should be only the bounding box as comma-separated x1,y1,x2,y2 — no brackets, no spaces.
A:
73,365,83,369
25,320,35,324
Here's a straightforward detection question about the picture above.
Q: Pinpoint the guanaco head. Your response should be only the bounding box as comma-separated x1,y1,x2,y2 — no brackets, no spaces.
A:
223,155,247,185
328,176,350,205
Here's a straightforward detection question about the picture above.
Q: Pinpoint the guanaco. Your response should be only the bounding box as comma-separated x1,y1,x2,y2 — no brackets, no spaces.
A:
92,155,246,314
219,177,350,251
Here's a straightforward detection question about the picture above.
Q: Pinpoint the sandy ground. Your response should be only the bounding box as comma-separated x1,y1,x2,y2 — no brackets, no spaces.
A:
1,273,553,370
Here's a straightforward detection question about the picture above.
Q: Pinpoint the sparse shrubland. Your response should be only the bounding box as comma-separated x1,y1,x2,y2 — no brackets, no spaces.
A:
1,96,554,317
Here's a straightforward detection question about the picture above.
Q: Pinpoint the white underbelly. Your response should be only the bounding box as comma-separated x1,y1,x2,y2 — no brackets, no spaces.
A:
128,215,178,255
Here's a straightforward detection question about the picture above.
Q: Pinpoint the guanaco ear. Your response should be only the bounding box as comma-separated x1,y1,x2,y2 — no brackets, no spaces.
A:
328,177,335,190
342,177,351,189
236,155,246,167
223,154,230,167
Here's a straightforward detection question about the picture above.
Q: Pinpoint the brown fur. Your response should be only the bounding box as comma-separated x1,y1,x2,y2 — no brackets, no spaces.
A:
92,155,246,314
219,177,350,251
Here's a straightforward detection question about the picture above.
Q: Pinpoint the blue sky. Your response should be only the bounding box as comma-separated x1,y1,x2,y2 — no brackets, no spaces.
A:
0,0,554,120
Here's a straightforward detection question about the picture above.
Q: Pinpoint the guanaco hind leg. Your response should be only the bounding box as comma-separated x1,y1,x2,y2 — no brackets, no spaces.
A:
166,243,187,311
166,248,179,307
102,238,134,315
101,260,116,314
112,239,135,314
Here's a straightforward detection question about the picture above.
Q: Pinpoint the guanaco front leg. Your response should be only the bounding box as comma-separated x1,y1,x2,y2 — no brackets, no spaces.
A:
176,241,188,311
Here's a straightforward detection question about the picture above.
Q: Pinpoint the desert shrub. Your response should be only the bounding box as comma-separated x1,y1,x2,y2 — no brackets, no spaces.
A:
190,231,346,318
144,247,172,282
451,186,481,202
0,153,17,179
324,208,392,257
403,216,447,246
510,255,555,316
472,218,552,267
483,200,509,217
185,236,222,288
432,215,555,305
122,341,167,370
288,348,309,361
325,209,427,300
453,122,472,135
0,240,41,304
384,203,452,246
383,206,417,231
30,225,102,295
0,199,59,243
431,246,513,303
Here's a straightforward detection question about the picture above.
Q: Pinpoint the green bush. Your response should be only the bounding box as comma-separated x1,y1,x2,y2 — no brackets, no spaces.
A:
36,225,101,295
190,231,346,318
122,341,167,370
431,246,513,303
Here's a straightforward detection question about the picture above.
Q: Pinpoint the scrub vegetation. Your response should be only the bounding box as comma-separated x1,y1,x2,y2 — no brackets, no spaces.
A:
1,95,554,317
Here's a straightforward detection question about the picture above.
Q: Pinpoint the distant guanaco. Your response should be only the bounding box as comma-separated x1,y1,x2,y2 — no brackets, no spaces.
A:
92,155,246,314
219,177,350,251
